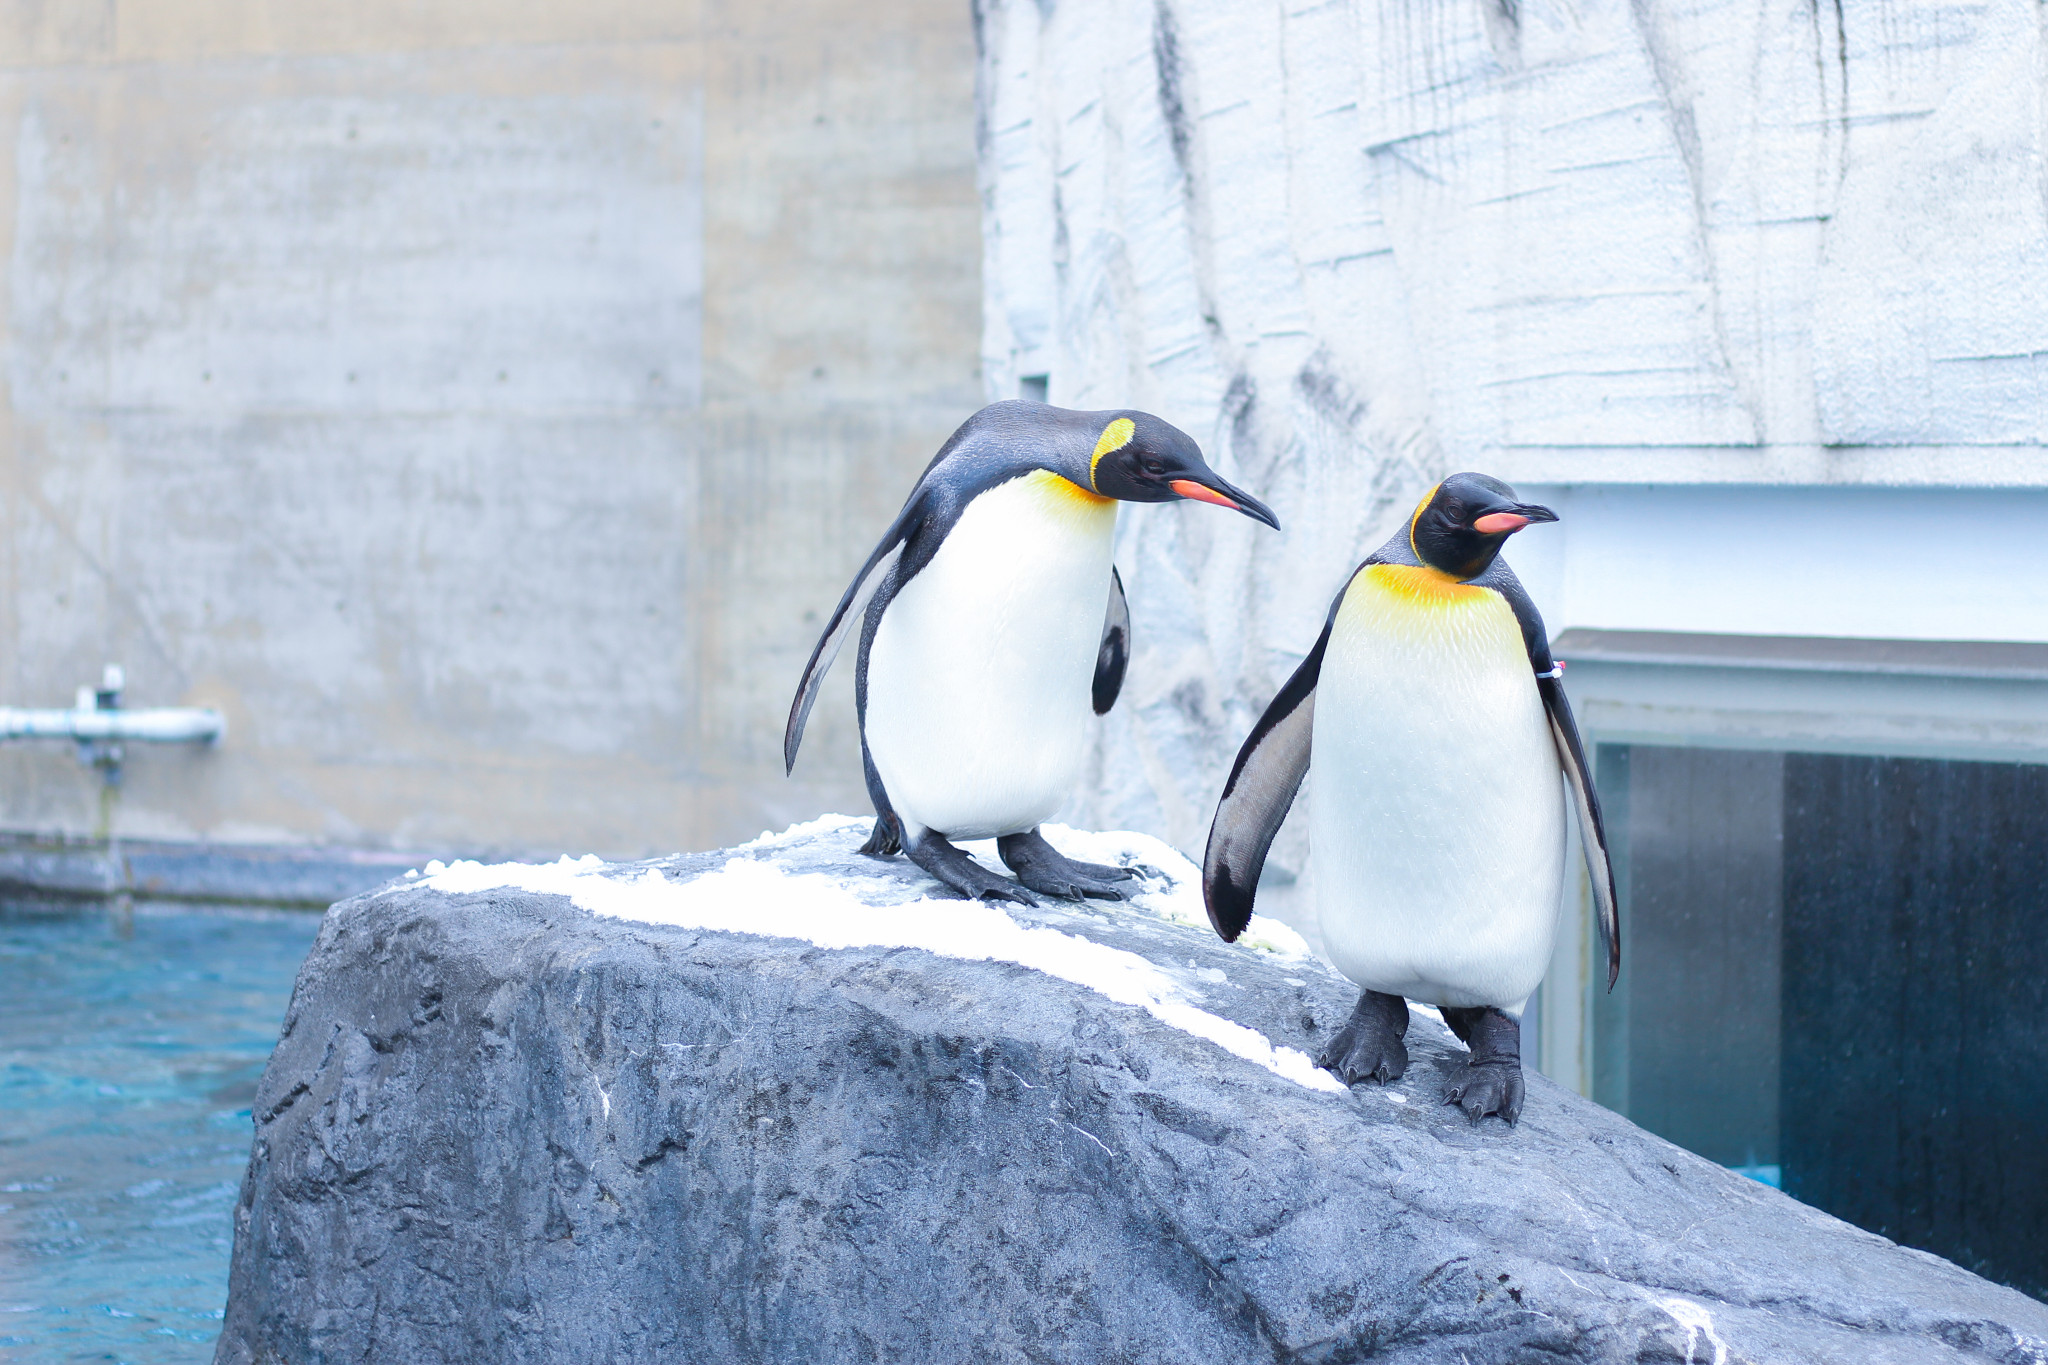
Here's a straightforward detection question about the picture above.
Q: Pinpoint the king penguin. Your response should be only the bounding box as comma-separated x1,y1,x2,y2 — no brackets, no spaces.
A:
1200,473,1618,1124
786,400,1280,904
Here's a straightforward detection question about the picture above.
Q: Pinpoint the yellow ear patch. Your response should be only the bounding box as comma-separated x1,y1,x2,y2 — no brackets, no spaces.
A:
1089,418,1136,491
1408,480,1443,558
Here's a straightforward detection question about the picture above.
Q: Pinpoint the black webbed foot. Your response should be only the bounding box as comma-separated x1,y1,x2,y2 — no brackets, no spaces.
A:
996,829,1134,901
904,831,1039,906
1317,990,1410,1085
1439,1006,1524,1125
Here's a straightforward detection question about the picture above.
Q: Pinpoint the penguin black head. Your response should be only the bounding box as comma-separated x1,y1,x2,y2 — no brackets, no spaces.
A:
1075,410,1281,530
1409,473,1558,580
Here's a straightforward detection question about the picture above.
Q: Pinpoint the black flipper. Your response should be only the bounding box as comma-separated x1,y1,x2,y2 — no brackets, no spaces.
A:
1541,673,1620,990
784,523,912,774
1201,587,1343,941
1092,566,1130,716
1476,557,1620,992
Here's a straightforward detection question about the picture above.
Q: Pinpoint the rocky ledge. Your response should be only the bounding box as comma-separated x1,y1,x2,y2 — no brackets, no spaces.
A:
217,817,2048,1364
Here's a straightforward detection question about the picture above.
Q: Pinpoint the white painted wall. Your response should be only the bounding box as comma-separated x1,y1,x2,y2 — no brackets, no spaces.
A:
976,0,2048,864
1512,486,2048,645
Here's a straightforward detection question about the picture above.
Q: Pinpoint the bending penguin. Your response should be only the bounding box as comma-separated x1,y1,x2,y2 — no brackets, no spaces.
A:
1200,474,1618,1124
787,400,1279,904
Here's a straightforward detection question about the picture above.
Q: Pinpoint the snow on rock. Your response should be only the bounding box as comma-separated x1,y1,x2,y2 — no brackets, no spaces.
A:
217,820,2048,1363
976,0,2048,866
403,819,1338,1093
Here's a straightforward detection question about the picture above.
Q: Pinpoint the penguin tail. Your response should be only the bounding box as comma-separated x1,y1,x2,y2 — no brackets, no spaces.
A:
859,818,902,858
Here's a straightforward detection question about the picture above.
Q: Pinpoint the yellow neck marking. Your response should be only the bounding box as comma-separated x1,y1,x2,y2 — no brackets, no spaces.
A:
1089,418,1135,491
1022,467,1116,518
1360,562,1485,606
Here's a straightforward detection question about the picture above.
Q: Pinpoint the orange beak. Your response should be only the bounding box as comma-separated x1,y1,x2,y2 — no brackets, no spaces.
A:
1167,478,1281,528
1170,479,1241,511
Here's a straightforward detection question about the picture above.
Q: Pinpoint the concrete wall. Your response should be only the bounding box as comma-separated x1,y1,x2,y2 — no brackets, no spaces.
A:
0,1,982,858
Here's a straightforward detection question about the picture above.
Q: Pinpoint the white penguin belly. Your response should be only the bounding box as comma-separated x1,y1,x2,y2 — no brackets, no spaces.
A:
865,471,1118,840
1309,565,1566,1013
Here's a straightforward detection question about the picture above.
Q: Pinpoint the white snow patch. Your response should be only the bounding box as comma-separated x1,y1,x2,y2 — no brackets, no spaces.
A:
735,812,871,850
1657,1297,1729,1365
1022,823,1314,958
411,821,1344,1095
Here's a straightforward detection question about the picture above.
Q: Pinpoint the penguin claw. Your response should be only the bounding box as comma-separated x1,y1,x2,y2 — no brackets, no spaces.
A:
1442,1061,1524,1125
995,831,1135,902
1317,1031,1408,1087
947,863,1040,905
1317,990,1411,1087
1437,1007,1524,1125
1062,858,1139,882
902,832,1041,905
1012,873,1130,902
945,870,1040,906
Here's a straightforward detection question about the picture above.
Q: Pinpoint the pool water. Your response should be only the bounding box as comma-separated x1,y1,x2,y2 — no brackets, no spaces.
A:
0,907,320,1363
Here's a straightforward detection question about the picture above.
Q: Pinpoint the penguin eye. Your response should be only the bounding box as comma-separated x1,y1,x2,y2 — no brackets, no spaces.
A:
1141,457,1166,477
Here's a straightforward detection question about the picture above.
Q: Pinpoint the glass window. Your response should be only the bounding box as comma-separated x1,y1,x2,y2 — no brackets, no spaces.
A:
1588,743,2048,1300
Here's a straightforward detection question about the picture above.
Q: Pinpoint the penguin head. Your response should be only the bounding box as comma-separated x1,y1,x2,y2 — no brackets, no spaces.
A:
1408,473,1558,580
1080,411,1281,529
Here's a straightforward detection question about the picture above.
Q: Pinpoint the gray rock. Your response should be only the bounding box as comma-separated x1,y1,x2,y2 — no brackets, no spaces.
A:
218,822,2048,1364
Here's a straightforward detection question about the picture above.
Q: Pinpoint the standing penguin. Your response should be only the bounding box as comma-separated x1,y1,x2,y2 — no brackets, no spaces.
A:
1201,473,1617,1123
787,400,1279,904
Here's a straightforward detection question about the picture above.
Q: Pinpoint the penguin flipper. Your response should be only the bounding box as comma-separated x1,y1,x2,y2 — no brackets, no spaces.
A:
1092,566,1131,716
1540,673,1620,990
1479,556,1621,991
784,533,910,774
1201,618,1330,942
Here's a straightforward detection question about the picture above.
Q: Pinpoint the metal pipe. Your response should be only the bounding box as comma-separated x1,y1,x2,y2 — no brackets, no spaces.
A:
0,666,225,781
0,706,224,742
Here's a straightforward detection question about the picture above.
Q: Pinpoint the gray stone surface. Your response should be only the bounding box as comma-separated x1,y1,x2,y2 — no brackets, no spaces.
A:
219,823,2048,1364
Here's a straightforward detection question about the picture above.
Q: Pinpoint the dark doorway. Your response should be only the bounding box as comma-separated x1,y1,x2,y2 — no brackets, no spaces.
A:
1593,744,2048,1300
1781,753,2048,1298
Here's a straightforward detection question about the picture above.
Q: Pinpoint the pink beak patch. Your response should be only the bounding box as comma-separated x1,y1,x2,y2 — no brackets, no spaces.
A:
1473,512,1530,534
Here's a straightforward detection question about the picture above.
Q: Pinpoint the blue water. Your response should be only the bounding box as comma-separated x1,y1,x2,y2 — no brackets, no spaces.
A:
0,907,319,1363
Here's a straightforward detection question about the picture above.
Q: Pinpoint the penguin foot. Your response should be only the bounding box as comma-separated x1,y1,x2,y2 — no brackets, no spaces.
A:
1443,1061,1524,1125
1317,990,1410,1086
904,832,1040,906
996,829,1135,901
858,819,902,858
1439,1006,1523,1125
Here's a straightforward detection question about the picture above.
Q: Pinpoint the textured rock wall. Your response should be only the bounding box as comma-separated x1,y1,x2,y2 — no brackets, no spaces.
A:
975,0,2048,860
215,821,2048,1363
